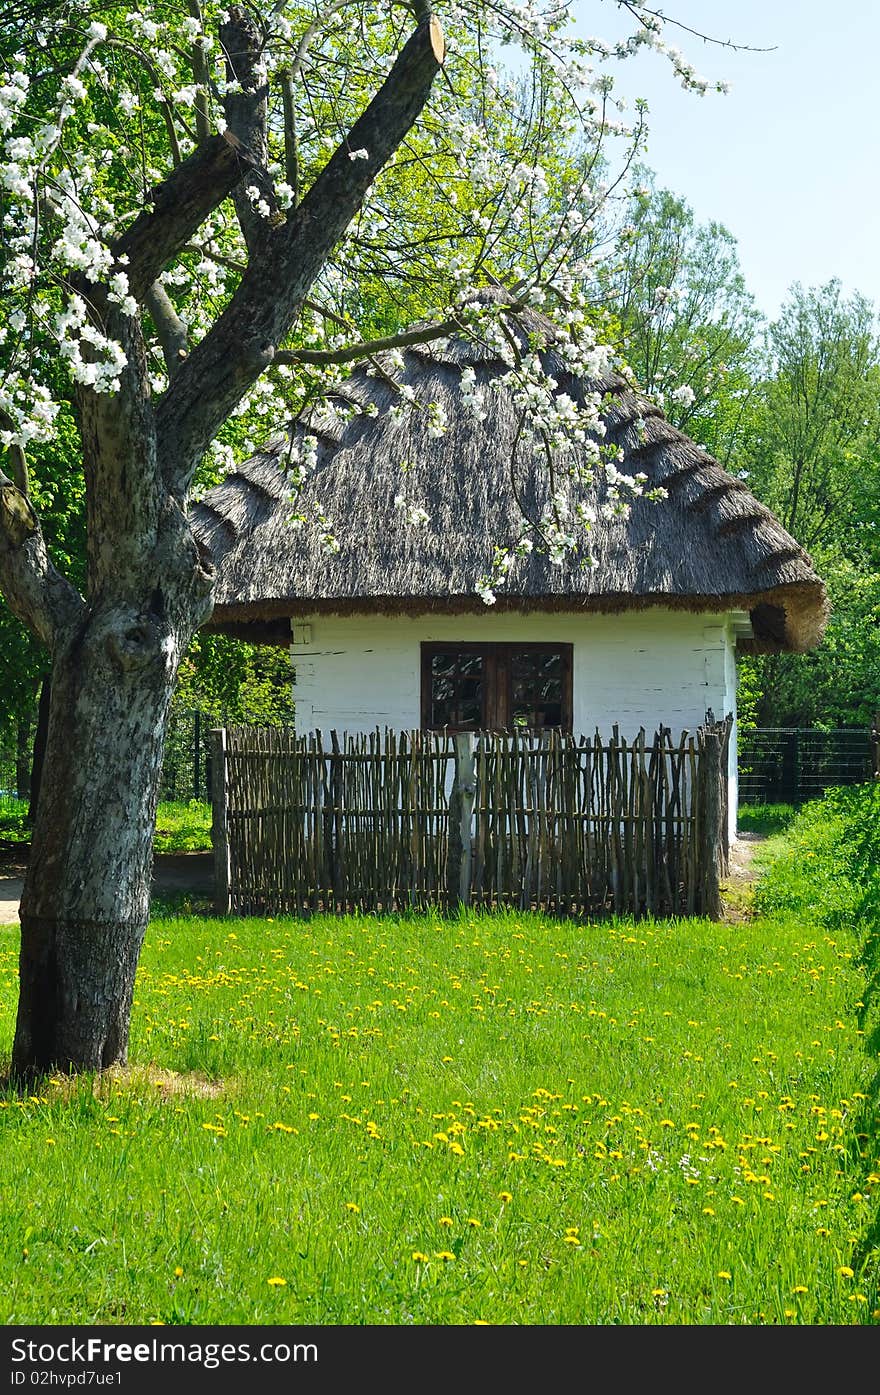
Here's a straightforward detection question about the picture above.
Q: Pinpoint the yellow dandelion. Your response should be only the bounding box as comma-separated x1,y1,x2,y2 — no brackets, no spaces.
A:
792,1285,808,1294
784,1309,797,1319
651,1288,667,1298
730,1196,745,1206
563,1235,581,1246
266,1276,287,1287
702,1207,715,1216
345,1203,360,1213
411,1251,430,1263
717,1271,732,1281
837,1266,854,1278
435,1250,456,1261
173,1266,183,1278
467,1218,481,1228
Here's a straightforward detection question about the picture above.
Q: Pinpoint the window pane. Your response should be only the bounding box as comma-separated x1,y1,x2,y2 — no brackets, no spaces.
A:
458,700,482,727
432,698,454,727
426,649,485,729
431,653,456,678
509,649,565,730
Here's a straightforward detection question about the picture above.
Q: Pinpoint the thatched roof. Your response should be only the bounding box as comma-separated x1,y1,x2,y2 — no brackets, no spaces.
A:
192,293,828,653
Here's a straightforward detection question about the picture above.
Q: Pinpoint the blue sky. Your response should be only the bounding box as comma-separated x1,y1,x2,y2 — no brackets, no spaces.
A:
573,0,880,322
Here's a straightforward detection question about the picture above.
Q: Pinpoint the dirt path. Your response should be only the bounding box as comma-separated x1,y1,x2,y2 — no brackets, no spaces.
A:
720,832,767,922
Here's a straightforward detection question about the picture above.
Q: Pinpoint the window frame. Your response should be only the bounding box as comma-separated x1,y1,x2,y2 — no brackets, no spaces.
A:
420,641,573,732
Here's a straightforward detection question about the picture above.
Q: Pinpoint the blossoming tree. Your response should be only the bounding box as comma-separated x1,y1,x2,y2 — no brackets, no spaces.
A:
0,0,727,1075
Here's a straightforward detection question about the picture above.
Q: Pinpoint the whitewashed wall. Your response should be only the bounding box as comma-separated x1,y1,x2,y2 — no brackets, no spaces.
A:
290,608,743,839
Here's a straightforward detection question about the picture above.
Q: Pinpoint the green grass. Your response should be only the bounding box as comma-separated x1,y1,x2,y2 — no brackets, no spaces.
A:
0,799,213,854
152,800,212,853
0,784,879,1325
0,794,28,844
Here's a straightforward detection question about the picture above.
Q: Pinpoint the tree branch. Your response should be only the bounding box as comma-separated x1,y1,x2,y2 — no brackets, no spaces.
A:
186,0,212,144
0,470,85,647
145,282,189,378
220,6,277,257
112,130,258,302
0,410,29,495
274,316,463,367
157,14,445,497
74,298,162,596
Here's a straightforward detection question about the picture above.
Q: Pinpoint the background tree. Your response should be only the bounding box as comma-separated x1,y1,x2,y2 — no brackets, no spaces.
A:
601,176,761,464
744,281,880,727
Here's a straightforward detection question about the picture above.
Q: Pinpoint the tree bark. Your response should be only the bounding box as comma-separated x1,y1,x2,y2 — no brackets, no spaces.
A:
11,597,194,1078
27,674,50,825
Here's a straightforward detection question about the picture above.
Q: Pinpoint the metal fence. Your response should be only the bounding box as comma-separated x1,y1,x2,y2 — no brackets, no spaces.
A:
738,727,876,804
159,708,213,804
212,718,732,920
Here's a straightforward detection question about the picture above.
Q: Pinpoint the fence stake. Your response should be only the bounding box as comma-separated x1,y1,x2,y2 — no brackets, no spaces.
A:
210,727,231,914
447,732,476,907
702,730,722,919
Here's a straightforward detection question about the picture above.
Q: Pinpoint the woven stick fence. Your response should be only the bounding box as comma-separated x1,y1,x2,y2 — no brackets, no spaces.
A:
213,716,731,919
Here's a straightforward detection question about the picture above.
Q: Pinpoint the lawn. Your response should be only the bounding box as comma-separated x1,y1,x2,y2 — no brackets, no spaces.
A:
0,797,212,853
0,785,878,1325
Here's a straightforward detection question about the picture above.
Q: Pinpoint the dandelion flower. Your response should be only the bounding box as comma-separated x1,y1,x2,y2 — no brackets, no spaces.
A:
345,1203,360,1213
435,1250,455,1261
498,1191,513,1203
411,1251,430,1263
266,1276,287,1287
792,1285,808,1294
837,1266,855,1278
438,1216,453,1227
717,1271,732,1280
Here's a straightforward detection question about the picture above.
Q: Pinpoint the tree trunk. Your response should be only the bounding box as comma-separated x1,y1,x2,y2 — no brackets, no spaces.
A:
12,602,189,1078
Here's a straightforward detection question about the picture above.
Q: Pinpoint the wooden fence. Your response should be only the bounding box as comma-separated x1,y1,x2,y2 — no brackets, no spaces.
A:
212,717,732,920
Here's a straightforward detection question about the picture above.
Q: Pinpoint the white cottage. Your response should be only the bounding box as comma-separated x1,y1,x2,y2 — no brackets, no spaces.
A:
193,296,828,843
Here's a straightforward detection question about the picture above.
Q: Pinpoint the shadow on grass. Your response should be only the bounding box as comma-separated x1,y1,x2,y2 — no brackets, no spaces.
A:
736,801,798,838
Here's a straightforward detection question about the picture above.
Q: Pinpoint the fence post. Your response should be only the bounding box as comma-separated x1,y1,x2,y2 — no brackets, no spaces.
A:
193,710,201,802
701,730,723,920
447,732,476,907
210,727,231,914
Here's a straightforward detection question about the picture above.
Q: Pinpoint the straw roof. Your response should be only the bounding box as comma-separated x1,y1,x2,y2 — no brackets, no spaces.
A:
192,292,828,653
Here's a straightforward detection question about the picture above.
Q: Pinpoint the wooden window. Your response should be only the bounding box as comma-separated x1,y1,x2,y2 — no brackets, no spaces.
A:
420,643,572,732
